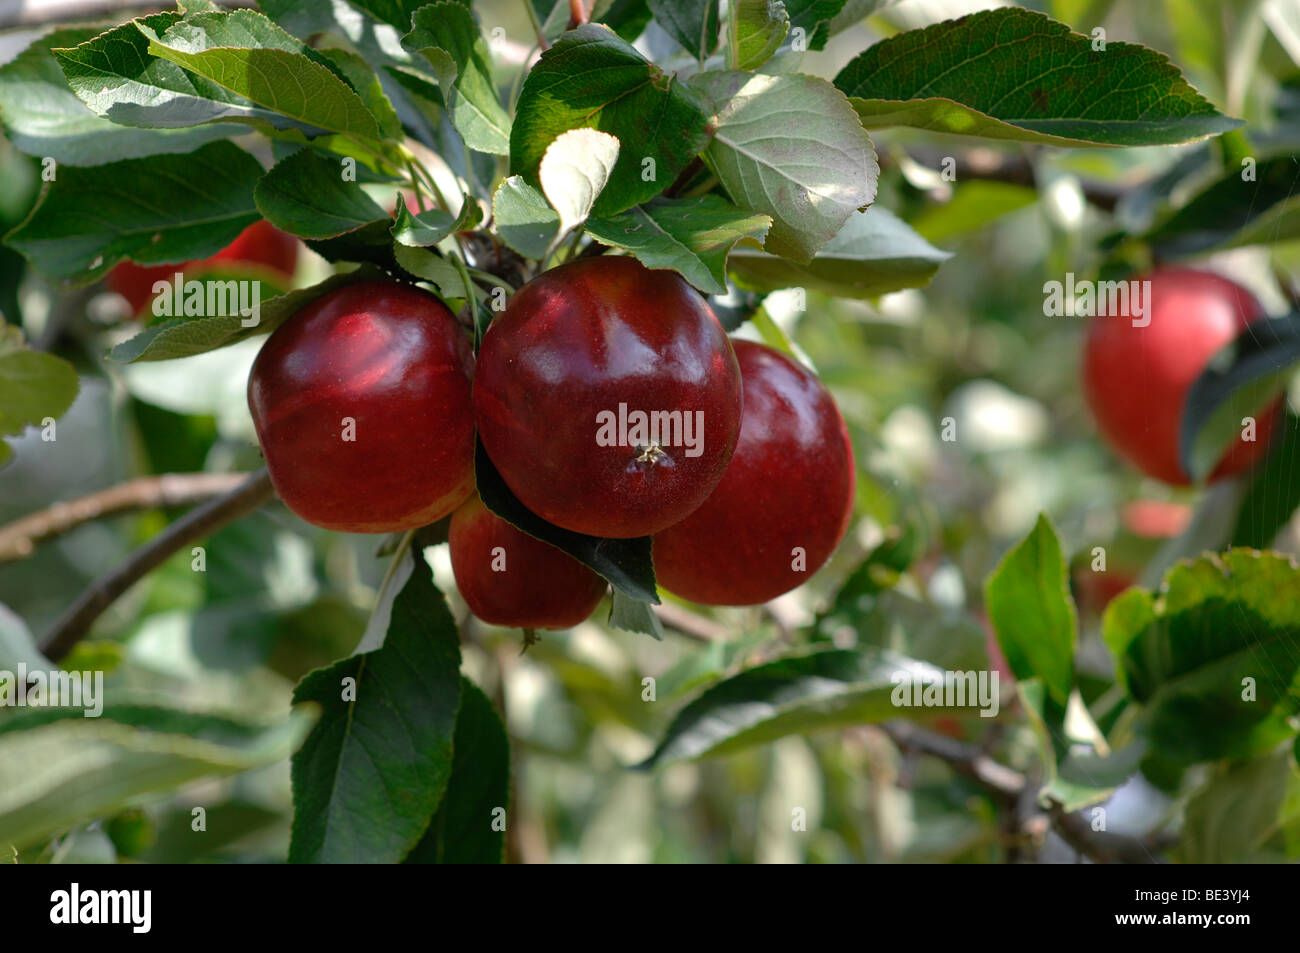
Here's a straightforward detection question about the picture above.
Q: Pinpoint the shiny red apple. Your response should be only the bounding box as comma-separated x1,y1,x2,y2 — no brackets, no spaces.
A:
108,220,299,316
248,280,474,533
473,256,743,538
1083,267,1279,485
450,492,608,629
652,341,855,605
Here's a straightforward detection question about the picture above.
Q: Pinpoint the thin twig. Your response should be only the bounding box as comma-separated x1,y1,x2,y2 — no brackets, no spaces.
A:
881,720,1165,864
654,602,730,642
522,0,551,50
39,469,276,662
568,0,588,29
0,472,250,563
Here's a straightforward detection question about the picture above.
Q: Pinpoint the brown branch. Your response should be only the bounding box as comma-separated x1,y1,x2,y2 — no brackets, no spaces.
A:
881,720,1164,864
0,472,251,563
654,602,730,642
664,156,706,198
567,0,588,29
39,469,276,663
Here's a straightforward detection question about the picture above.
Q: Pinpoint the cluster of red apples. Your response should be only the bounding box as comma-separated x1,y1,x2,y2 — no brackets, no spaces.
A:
243,255,856,630
109,219,1273,629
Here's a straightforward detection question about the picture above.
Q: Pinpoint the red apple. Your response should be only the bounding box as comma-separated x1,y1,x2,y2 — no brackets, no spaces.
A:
473,256,743,538
450,492,608,629
1073,566,1138,615
248,280,474,533
652,341,855,605
1083,267,1279,485
1122,499,1191,538
107,220,299,316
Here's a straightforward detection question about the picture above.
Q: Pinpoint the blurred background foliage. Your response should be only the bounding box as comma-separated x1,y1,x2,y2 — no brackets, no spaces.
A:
3,0,1300,863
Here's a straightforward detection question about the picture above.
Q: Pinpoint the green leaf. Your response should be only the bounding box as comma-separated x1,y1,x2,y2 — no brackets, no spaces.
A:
608,590,664,639
392,245,467,300
307,219,410,274
0,704,313,850
405,678,509,864
0,25,231,166
1101,587,1155,692
908,181,1038,244
475,442,658,604
781,0,847,50
648,0,720,61
691,70,878,262
825,0,893,35
817,516,924,626
1018,678,1138,812
1110,549,1300,763
1143,155,1300,257
52,16,320,143
391,193,481,247
1232,413,1300,549
5,140,263,284
727,206,947,297
640,647,955,767
729,0,790,71
259,0,442,148
540,129,621,240
984,513,1076,705
254,147,389,240
834,7,1242,147
596,0,655,42
1050,0,1119,28
585,195,771,295
136,9,384,144
657,631,766,698
1179,314,1300,483
289,550,462,863
108,266,388,363
403,1,511,155
0,325,79,466
492,176,560,260
391,205,457,248
510,24,713,218
341,0,435,30
1179,748,1295,863
315,47,404,141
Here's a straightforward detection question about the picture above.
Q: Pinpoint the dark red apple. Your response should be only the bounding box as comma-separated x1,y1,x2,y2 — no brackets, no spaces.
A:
1073,566,1137,615
473,256,743,538
248,280,474,533
1083,267,1279,485
108,220,299,316
450,492,608,629
652,341,855,606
